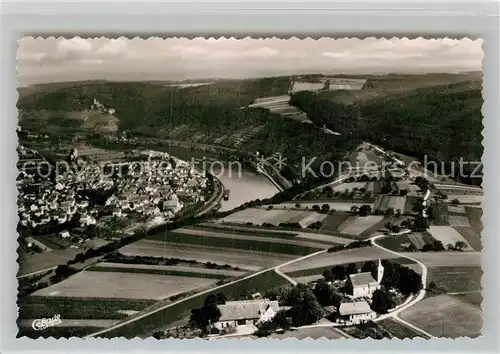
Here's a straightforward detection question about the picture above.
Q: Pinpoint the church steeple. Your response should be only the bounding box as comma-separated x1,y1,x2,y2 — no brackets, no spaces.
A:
377,258,384,284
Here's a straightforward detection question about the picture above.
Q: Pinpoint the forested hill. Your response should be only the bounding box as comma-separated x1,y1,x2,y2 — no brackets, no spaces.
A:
17,78,360,180
290,81,483,184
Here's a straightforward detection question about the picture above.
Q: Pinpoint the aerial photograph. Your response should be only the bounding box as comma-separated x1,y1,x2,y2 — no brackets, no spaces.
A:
16,37,483,339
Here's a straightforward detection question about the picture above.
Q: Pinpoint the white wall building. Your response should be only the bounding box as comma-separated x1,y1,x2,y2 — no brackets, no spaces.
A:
213,299,280,331
338,301,376,324
348,259,384,298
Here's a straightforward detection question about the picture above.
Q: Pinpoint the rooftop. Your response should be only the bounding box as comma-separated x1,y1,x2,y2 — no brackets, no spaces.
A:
218,299,279,322
339,301,372,316
349,272,378,287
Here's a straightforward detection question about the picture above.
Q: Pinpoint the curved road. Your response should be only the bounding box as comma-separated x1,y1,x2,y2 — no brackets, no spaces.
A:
370,234,434,338
84,230,433,339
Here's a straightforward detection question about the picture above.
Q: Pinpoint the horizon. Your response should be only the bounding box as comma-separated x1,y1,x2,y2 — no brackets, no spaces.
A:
18,37,484,86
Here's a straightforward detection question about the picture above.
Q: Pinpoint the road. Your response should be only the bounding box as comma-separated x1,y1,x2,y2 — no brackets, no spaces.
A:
83,249,327,338
83,230,431,339
370,234,435,338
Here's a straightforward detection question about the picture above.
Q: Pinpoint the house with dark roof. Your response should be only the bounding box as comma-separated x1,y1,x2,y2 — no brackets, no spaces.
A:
214,299,279,331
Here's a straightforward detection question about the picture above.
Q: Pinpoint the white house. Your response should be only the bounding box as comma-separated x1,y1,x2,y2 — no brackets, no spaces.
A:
213,299,280,331
347,259,384,298
60,230,70,239
338,301,376,324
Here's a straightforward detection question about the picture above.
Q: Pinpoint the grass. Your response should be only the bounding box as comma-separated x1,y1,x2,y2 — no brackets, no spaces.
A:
320,213,352,232
399,294,482,338
17,296,156,320
97,270,289,338
378,319,425,339
426,266,482,295
287,256,415,279
452,292,483,308
17,325,106,339
376,234,414,252
87,266,229,280
454,226,482,251
147,231,323,256
187,224,298,239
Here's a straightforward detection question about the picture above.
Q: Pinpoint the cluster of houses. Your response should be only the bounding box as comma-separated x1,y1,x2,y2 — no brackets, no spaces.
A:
17,146,209,236
210,260,386,336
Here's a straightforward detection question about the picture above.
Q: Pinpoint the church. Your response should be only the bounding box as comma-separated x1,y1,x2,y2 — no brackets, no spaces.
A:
347,259,384,298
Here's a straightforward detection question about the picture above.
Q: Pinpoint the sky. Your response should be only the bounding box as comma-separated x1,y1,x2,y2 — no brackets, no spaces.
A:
17,37,483,86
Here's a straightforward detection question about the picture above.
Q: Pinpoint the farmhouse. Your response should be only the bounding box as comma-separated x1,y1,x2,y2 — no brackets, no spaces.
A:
214,299,280,331
338,301,376,324
347,259,384,298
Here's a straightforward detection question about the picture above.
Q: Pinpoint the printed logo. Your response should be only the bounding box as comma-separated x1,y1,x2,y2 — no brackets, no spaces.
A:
32,314,62,330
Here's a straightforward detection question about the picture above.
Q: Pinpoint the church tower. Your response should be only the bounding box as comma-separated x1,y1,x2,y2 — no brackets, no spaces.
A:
377,259,384,284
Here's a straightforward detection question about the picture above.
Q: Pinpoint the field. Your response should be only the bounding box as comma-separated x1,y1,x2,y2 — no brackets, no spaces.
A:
454,227,482,251
268,326,346,339
221,208,314,226
427,266,482,295
97,270,290,338
338,215,384,236
399,294,482,338
332,182,367,192
320,213,353,231
447,215,471,227
88,262,247,278
377,319,424,339
453,292,483,308
32,270,219,300
119,240,294,271
287,256,417,280
399,251,481,268
446,194,483,204
18,296,156,320
280,246,394,274
277,202,375,213
191,224,298,239
195,222,351,245
374,195,406,213
147,230,326,256
428,226,473,250
447,205,466,214
18,248,81,276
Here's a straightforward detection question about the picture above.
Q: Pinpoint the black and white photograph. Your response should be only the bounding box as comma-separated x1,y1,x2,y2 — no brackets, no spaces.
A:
16,36,483,340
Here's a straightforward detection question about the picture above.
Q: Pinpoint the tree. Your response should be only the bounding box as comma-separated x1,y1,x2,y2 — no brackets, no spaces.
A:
454,241,467,251
321,204,330,214
288,290,324,327
322,269,334,282
358,204,372,216
331,265,346,280
295,203,301,208
395,209,402,217
371,288,395,314
451,198,460,206
346,263,358,275
412,215,429,232
384,222,393,231
313,279,338,306
312,204,321,212
350,205,359,213
390,225,401,234
190,295,222,329
385,207,395,216
361,260,377,277
268,205,274,210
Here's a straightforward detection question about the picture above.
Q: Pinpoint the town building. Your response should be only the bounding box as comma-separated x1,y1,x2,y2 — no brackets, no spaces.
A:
338,301,376,324
213,299,280,331
347,259,384,298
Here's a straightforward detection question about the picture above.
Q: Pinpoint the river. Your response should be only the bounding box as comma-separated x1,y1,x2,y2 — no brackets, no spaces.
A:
210,165,280,212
